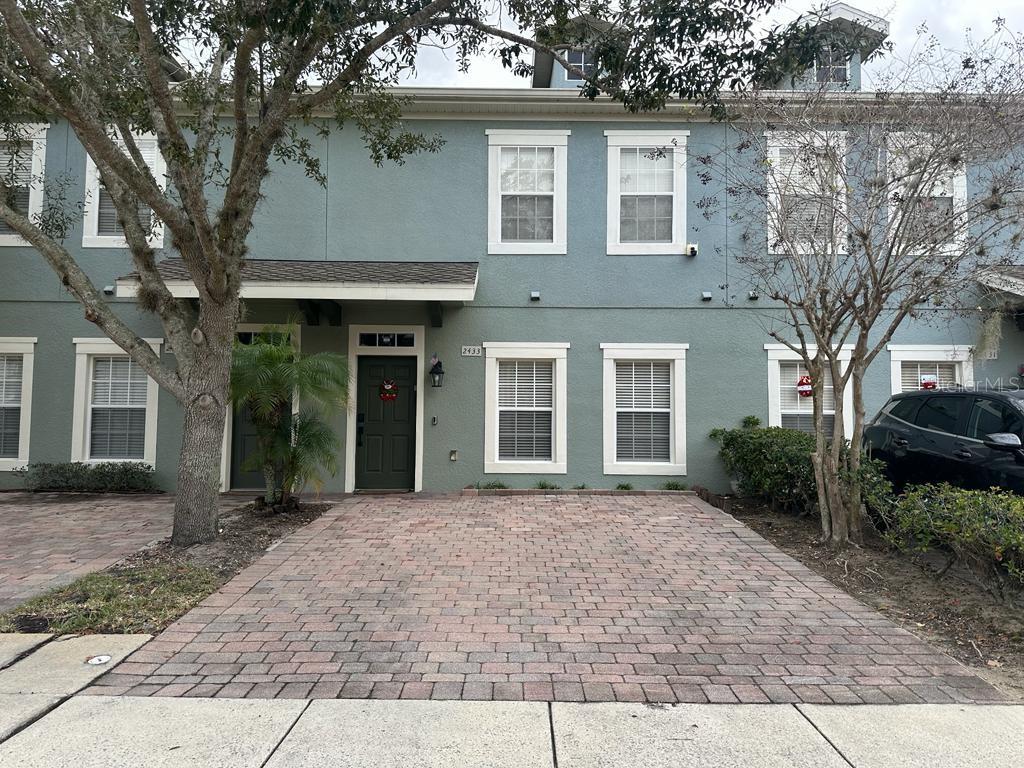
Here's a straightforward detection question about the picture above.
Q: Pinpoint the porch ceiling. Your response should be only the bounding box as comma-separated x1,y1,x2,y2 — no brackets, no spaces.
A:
115,258,479,302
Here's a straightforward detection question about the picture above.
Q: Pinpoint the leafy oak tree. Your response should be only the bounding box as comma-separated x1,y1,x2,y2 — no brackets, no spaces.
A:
706,26,1024,544
0,0,818,545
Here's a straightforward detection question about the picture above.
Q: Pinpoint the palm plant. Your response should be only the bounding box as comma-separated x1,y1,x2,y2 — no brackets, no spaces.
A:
230,325,348,507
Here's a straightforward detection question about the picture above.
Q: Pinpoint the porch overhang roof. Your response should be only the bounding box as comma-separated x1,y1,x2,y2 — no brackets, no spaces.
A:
979,266,1024,298
116,258,479,302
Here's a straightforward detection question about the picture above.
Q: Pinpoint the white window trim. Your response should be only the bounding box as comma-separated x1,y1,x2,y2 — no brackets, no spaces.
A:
483,341,569,474
886,344,975,395
765,343,854,436
766,131,848,256
71,337,162,467
601,343,688,475
82,132,166,249
0,124,48,247
605,131,689,255
0,337,36,471
887,132,968,255
486,129,569,255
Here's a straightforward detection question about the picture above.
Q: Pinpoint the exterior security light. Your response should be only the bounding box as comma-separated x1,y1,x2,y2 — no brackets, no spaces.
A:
748,290,760,301
686,244,698,257
429,353,444,388
701,291,713,302
530,291,541,302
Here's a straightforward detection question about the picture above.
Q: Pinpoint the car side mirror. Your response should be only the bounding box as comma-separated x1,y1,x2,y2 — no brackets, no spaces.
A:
984,432,1023,451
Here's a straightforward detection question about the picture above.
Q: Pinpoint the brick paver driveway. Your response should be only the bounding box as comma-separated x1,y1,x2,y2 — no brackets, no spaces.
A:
0,492,171,611
91,494,1005,704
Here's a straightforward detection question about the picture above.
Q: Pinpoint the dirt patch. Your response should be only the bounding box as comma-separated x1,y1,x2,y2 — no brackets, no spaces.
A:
727,499,1024,700
0,501,327,635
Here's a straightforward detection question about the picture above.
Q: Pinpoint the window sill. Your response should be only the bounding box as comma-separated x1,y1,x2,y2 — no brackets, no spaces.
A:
604,462,685,476
0,236,31,247
607,243,686,256
0,458,27,472
485,460,567,474
83,235,164,249
83,457,154,467
488,242,566,256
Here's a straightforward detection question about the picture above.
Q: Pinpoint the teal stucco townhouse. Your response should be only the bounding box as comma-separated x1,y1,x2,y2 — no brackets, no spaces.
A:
2,2,1022,494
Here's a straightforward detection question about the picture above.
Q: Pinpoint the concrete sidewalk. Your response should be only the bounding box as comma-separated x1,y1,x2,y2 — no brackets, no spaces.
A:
1,697,1022,767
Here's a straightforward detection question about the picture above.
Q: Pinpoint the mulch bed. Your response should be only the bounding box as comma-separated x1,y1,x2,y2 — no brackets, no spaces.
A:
1,500,327,635
726,498,1024,700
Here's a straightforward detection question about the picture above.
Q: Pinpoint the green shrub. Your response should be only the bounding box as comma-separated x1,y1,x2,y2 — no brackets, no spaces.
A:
16,462,157,493
615,483,633,491
534,480,560,490
709,422,817,512
478,480,509,490
660,481,688,491
882,483,1024,589
573,484,587,490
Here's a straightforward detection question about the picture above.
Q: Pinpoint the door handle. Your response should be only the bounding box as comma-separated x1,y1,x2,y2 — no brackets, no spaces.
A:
893,437,909,447
954,448,972,459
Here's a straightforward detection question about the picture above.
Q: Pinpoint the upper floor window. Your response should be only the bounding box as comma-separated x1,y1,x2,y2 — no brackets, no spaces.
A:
564,49,597,81
815,47,848,83
887,133,967,250
486,130,569,255
605,131,688,255
767,132,846,253
0,124,48,247
83,133,165,249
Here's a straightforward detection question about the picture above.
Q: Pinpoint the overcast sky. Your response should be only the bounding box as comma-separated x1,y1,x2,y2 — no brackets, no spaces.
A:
404,1,1024,88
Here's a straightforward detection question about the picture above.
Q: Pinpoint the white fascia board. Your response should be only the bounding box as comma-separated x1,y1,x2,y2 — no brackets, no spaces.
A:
117,279,477,302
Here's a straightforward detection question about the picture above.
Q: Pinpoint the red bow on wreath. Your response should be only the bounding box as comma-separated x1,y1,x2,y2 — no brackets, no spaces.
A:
379,379,399,401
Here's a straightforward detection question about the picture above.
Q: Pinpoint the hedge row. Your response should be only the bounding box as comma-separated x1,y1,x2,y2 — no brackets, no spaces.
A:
16,462,157,493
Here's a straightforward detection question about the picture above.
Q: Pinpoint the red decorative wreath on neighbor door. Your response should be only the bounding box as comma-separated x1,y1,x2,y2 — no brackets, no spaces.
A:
379,379,399,401
796,375,813,398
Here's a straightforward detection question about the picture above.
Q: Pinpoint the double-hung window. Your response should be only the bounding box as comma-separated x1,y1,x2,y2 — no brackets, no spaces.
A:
767,132,846,254
887,133,966,251
0,338,36,471
815,47,849,84
83,132,165,248
602,343,687,475
606,131,688,255
887,345,973,394
766,344,853,437
0,124,47,246
487,130,568,254
483,342,568,473
72,338,161,466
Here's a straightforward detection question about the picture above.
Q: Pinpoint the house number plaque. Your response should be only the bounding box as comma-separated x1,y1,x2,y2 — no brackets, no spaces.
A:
461,346,482,357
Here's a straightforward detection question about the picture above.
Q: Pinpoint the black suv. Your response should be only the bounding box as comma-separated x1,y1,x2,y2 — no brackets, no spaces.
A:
865,388,1024,494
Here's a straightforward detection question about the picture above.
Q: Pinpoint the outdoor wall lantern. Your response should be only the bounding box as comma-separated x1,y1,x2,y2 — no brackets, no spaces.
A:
429,354,445,388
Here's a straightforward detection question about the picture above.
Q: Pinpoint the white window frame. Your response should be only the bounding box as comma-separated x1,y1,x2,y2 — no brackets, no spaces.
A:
886,132,968,254
71,338,162,466
886,344,974,395
765,344,854,436
82,132,165,249
605,131,689,256
486,130,569,255
0,124,48,247
601,343,687,475
483,342,568,474
0,337,36,471
766,131,848,255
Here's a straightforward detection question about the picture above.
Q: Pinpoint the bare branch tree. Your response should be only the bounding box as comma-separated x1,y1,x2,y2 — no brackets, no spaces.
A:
701,24,1024,544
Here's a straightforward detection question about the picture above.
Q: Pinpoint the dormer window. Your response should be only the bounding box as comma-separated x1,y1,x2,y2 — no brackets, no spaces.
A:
564,49,596,81
815,47,848,83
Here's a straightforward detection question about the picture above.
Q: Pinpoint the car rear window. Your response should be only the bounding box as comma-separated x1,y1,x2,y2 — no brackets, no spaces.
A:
888,398,921,424
914,396,965,434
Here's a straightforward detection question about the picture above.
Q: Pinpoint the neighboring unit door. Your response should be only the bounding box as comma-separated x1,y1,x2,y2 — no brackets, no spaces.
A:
230,405,264,490
355,356,416,490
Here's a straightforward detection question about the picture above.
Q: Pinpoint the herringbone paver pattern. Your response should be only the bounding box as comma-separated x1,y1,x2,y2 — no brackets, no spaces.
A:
87,494,1005,703
0,493,171,611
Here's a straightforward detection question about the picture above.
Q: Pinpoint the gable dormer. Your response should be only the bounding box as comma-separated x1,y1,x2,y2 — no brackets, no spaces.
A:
775,3,889,92
531,15,612,89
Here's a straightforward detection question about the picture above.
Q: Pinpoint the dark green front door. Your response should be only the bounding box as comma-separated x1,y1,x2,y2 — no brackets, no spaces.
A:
355,356,416,490
230,405,264,490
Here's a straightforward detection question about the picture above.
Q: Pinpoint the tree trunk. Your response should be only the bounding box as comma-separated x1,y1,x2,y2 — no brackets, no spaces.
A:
170,299,237,547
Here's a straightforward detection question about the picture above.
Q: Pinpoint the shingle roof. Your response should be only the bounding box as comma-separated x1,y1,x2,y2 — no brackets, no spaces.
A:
128,258,479,285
